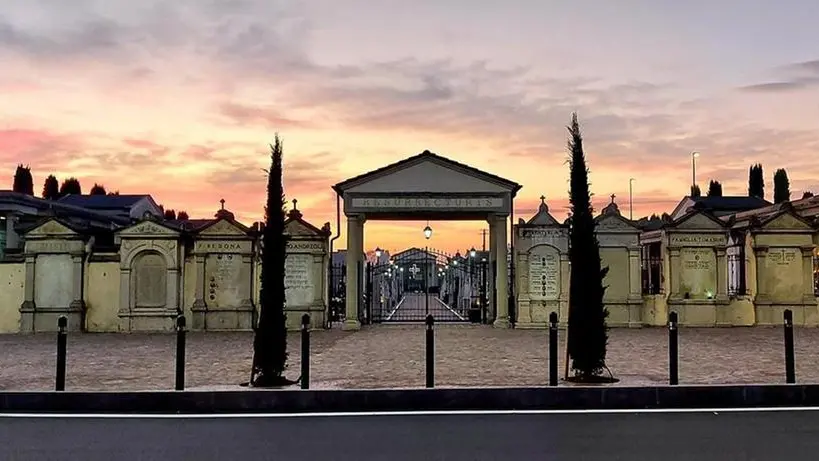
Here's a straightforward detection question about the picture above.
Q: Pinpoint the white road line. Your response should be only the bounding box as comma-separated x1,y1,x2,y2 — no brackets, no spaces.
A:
3,407,819,419
385,296,406,321
434,297,466,321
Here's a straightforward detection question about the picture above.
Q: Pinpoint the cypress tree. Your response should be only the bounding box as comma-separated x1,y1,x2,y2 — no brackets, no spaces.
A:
59,177,82,196
748,164,764,199
90,183,107,195
12,164,34,195
250,134,294,387
690,184,701,197
774,168,790,204
42,175,59,200
565,113,612,382
707,180,723,197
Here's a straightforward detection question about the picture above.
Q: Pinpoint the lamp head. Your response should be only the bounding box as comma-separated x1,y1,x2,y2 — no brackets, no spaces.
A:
423,225,432,239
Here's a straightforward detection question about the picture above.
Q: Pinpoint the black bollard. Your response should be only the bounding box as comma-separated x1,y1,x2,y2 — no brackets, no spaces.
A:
426,314,435,388
56,316,67,391
301,314,310,390
549,312,558,386
784,309,796,384
175,315,186,391
668,311,679,385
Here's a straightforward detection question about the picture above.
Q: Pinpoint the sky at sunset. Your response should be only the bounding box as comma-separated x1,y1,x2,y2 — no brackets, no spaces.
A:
2,0,819,253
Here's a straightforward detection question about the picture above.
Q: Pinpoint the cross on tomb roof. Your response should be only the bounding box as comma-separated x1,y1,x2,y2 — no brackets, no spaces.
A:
220,198,225,210
610,194,616,203
292,198,298,210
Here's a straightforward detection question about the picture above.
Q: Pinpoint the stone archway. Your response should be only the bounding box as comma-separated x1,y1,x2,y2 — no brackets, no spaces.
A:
332,150,522,330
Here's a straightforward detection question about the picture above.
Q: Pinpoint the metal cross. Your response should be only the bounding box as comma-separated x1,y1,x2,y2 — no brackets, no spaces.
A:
409,264,421,279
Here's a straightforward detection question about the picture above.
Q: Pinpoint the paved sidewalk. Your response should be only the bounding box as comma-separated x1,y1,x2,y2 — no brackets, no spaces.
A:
1,325,816,391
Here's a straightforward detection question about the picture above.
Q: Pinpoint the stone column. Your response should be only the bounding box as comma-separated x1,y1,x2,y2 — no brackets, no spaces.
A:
343,215,364,330
801,246,816,303
627,246,642,301
19,255,36,333
487,217,496,320
715,246,729,300
493,215,510,328
754,246,769,303
668,248,681,299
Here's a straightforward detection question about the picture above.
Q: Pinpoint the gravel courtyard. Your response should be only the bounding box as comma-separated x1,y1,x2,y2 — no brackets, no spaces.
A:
1,325,816,391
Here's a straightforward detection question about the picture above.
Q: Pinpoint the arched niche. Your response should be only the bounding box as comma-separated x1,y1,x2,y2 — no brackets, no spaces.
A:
115,220,182,331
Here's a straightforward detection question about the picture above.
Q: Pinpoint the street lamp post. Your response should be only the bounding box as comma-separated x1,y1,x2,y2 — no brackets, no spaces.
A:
629,178,635,220
691,151,700,190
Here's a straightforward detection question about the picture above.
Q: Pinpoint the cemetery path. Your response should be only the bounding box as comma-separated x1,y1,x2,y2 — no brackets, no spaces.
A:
388,293,465,322
3,326,819,390
2,409,818,460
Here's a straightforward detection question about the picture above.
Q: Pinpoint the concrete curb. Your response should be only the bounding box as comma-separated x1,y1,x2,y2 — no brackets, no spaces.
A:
1,384,817,414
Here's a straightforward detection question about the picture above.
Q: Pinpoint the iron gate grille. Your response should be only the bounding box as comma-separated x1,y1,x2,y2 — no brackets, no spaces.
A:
365,247,489,323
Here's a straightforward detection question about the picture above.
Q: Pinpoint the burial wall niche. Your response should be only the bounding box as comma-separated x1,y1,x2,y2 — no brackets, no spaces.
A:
115,217,182,332
20,218,86,332
190,217,256,331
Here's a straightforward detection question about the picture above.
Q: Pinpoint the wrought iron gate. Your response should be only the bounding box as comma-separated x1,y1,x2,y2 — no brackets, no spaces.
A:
364,248,489,323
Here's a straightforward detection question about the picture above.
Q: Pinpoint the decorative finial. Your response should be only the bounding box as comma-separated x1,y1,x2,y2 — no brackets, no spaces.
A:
540,195,546,203
610,193,616,203
220,198,225,210
292,198,298,210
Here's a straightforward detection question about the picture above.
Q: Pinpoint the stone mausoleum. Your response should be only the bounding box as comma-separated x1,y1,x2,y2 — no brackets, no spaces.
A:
0,193,330,333
2,150,819,333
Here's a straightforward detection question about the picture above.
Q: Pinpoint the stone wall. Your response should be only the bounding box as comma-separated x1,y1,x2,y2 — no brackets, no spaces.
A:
0,261,24,333
84,257,121,332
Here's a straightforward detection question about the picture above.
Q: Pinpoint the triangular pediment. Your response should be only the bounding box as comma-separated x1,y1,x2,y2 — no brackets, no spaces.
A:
285,219,323,237
761,211,814,230
334,151,520,194
117,219,180,237
26,219,79,237
596,213,638,231
671,211,726,230
198,219,249,237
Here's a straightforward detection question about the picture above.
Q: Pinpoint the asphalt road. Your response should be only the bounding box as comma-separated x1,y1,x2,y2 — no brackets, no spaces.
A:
3,410,819,460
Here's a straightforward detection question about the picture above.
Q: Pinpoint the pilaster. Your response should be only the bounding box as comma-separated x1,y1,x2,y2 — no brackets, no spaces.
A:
715,246,729,301
754,246,769,303
668,248,681,299
627,246,642,301
801,246,816,304
19,255,36,333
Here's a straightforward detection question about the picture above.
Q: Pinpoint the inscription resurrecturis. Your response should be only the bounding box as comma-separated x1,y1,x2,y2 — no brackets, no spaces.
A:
352,197,503,209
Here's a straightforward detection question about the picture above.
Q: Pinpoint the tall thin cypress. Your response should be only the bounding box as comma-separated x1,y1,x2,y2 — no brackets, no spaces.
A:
250,135,294,387
565,113,612,382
